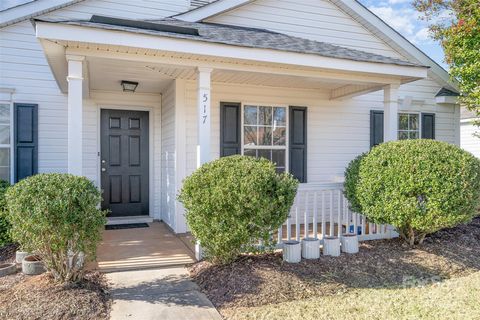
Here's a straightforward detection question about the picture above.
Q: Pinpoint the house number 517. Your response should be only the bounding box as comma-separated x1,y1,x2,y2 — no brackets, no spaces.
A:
202,93,209,124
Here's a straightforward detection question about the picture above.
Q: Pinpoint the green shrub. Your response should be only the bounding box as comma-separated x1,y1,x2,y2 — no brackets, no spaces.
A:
5,174,107,282
178,155,298,264
0,180,11,247
344,153,367,214
352,140,480,245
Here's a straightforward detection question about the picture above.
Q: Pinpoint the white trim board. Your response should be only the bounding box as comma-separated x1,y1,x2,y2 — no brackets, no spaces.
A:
174,0,457,92
35,22,428,80
0,0,85,28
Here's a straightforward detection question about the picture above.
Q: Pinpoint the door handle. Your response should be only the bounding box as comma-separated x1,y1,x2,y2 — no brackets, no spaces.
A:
101,168,106,172
101,159,106,164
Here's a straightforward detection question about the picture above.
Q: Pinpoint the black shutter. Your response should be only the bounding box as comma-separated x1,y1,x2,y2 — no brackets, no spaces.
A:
289,106,307,183
220,102,241,157
14,103,38,182
370,110,384,148
421,113,435,139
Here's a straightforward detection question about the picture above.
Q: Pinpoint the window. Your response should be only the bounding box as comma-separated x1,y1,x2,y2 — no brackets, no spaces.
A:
398,113,419,140
0,104,11,182
243,105,287,172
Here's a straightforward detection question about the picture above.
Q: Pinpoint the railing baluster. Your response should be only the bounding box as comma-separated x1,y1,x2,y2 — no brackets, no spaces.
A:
304,191,309,239
337,189,342,237
313,192,318,239
321,191,326,239
287,214,291,241
295,206,300,242
329,190,334,236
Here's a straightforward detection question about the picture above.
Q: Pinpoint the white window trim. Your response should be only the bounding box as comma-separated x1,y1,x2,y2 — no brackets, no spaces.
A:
240,102,289,172
398,111,422,139
0,100,14,184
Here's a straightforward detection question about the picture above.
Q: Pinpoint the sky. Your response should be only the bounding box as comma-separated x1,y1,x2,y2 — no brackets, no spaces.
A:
1,0,446,68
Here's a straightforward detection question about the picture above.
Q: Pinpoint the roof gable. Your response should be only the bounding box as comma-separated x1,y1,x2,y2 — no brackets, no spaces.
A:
175,0,457,91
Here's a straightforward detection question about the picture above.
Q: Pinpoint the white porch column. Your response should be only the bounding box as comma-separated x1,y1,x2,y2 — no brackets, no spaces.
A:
383,84,400,142
66,55,84,175
197,67,212,167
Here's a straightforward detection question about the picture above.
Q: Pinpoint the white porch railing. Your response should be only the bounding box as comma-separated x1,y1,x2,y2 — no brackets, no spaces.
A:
276,183,397,247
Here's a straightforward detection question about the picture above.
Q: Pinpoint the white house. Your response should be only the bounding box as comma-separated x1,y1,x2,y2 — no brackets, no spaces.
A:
0,0,460,234
461,108,479,158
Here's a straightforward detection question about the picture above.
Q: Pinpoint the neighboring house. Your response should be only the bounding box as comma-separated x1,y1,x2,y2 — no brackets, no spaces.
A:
0,0,460,234
460,107,479,158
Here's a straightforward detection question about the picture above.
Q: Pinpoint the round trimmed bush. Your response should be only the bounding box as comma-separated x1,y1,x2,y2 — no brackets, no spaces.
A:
178,155,298,264
344,153,367,214
5,174,107,282
0,180,11,247
349,140,480,245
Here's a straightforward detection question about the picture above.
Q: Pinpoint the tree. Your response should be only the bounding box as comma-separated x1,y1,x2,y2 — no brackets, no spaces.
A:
414,0,479,126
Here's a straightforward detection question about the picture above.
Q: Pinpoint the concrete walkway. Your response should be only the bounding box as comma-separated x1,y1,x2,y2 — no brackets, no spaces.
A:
107,267,222,320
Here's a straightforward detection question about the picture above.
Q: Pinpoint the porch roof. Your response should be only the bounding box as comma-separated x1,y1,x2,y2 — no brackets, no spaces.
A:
36,15,421,68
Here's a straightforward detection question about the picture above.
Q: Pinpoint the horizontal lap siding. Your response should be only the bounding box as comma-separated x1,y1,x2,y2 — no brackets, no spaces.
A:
461,121,480,158
207,0,404,58
161,81,176,227
183,78,456,183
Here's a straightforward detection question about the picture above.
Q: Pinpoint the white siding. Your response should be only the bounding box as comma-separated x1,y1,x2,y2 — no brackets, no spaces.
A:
182,78,458,183
0,0,190,219
206,0,404,58
161,81,177,227
461,120,480,158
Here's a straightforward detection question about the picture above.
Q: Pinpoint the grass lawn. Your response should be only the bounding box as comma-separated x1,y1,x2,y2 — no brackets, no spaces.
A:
190,217,480,320
225,271,480,320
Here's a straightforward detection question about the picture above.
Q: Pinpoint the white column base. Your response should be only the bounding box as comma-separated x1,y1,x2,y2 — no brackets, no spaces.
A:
283,240,301,263
341,234,359,254
302,238,320,259
323,236,341,257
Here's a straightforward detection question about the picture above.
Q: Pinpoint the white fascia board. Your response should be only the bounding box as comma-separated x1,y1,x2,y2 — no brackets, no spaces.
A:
36,22,428,80
174,0,252,22
436,96,459,104
331,0,457,92
0,0,84,28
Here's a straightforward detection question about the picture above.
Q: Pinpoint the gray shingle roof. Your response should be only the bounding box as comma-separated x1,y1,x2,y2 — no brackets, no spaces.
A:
36,16,423,68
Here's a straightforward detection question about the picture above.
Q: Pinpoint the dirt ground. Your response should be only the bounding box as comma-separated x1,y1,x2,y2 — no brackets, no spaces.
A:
0,245,110,320
190,217,480,318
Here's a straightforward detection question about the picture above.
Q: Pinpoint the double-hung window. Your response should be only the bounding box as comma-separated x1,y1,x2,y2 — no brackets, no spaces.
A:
398,113,419,140
0,103,11,182
243,105,287,172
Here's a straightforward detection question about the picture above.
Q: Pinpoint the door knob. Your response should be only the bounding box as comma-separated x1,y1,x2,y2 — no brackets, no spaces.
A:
101,159,106,164
101,168,106,172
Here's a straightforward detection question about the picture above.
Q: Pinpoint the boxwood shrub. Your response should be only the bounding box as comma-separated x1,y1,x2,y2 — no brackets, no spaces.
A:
178,155,298,264
344,152,367,214
0,180,11,247
5,174,107,282
347,140,480,245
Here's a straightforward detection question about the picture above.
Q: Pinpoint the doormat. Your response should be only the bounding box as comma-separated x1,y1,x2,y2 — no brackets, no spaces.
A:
105,223,149,230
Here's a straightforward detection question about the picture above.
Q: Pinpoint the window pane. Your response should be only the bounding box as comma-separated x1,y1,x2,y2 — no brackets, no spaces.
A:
410,131,419,139
399,114,409,130
276,167,286,174
409,114,419,130
244,126,257,146
258,126,272,145
244,149,256,158
0,148,9,182
272,150,286,167
273,107,286,127
0,105,10,125
259,106,272,125
0,125,9,144
244,106,257,125
398,131,409,140
257,149,271,160
273,127,286,146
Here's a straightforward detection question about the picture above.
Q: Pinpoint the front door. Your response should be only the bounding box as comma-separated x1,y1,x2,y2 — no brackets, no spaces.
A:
100,109,149,217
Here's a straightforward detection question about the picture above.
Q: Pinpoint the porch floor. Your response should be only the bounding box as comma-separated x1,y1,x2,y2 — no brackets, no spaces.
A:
92,222,196,272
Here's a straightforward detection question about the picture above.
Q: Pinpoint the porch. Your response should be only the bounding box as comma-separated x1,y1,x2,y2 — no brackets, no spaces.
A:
33,16,428,235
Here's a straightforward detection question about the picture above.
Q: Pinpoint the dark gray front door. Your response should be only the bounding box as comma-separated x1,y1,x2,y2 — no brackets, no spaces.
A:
101,109,149,217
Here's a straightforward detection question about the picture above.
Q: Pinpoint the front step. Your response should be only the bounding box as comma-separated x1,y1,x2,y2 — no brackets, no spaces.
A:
106,216,154,225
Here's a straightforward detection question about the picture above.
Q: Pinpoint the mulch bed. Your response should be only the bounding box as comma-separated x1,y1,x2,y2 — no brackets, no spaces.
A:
0,244,111,320
189,217,480,311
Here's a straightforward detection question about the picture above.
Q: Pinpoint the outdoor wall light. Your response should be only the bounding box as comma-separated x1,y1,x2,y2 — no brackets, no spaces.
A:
121,80,139,92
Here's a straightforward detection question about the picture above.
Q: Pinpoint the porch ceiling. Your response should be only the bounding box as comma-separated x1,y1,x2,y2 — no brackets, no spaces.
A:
36,19,428,99
86,56,359,94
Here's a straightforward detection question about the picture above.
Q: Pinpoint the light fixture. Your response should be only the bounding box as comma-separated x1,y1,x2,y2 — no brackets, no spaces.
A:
121,80,139,92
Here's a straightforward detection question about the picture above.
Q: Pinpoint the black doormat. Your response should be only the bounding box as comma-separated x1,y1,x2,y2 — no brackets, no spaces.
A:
105,223,149,230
